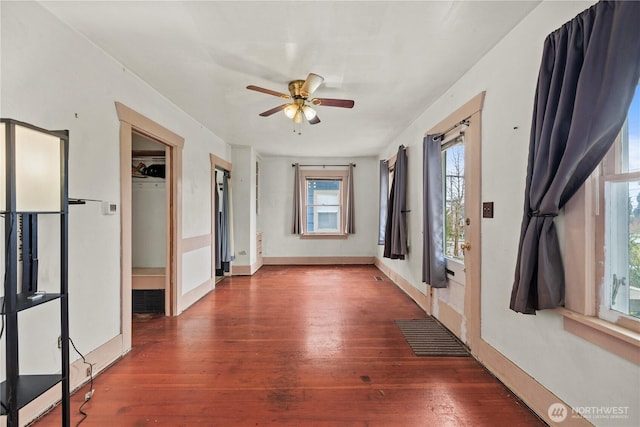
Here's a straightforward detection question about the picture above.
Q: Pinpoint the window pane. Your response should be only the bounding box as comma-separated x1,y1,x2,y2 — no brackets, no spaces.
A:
306,206,340,232
318,211,339,230
605,179,640,318
443,144,465,260
316,192,340,205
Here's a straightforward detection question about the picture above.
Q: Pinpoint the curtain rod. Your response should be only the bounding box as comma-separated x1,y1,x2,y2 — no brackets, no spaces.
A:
430,119,470,139
292,163,356,168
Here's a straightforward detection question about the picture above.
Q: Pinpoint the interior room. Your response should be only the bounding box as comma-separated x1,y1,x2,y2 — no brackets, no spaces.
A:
1,1,638,426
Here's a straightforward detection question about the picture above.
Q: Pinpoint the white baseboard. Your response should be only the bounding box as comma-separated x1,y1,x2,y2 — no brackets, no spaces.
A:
180,278,214,313
263,256,374,265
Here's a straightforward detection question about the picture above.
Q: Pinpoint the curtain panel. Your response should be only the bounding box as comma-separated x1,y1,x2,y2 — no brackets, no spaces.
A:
378,160,389,244
220,172,235,263
214,172,221,269
345,163,356,234
291,163,302,234
384,146,408,259
423,135,447,288
511,0,640,314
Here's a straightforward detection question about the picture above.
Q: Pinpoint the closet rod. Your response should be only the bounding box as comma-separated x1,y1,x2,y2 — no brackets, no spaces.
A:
291,163,356,168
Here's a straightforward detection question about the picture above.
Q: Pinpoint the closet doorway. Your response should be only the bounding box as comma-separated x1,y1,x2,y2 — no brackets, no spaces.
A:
131,133,168,318
117,102,184,352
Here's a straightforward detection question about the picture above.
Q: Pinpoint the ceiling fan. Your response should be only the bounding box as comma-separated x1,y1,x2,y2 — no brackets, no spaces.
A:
247,73,354,125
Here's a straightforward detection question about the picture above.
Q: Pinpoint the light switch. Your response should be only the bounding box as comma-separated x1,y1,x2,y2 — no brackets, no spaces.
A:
483,202,494,218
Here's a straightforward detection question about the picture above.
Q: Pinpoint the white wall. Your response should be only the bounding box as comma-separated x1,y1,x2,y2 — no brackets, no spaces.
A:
377,1,639,425
0,0,231,376
231,146,257,268
260,156,378,258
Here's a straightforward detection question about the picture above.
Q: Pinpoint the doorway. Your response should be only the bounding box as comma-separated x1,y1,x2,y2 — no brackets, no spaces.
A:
116,102,184,352
210,154,233,284
426,92,483,348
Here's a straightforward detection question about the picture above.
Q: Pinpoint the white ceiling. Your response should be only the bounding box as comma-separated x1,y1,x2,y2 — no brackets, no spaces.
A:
41,1,540,158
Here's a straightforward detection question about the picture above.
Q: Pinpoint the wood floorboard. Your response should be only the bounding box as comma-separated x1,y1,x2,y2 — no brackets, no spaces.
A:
32,265,544,426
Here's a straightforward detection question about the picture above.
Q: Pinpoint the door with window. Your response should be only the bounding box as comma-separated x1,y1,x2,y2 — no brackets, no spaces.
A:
424,93,484,347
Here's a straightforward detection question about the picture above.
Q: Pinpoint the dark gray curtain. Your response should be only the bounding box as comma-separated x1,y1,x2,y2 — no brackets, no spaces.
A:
345,163,356,234
511,0,640,314
291,163,302,234
220,172,234,263
384,146,408,259
423,135,447,288
378,160,389,245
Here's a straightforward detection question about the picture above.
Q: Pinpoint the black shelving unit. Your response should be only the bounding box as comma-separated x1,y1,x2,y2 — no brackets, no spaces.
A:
0,119,70,427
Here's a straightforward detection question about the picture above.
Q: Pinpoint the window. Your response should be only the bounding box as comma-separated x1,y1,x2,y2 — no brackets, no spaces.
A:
563,83,640,364
378,158,394,245
601,83,640,320
307,182,340,232
300,170,348,238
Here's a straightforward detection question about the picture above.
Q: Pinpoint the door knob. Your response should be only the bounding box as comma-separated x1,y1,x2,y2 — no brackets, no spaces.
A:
460,242,471,251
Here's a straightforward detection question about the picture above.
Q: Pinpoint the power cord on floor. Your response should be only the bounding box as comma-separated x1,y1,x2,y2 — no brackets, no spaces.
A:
69,337,95,427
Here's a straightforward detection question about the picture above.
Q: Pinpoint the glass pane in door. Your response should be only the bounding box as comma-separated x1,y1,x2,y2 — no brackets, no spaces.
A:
443,143,465,261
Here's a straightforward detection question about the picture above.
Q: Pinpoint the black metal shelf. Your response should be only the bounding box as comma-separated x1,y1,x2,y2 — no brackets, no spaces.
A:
0,293,62,314
0,211,66,215
1,119,70,427
0,374,63,414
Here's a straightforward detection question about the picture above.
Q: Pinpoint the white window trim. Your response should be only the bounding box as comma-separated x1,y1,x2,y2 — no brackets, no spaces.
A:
299,169,349,239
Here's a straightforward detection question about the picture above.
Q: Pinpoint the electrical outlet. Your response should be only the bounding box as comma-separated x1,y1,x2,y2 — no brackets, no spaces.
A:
86,367,92,377
57,336,62,349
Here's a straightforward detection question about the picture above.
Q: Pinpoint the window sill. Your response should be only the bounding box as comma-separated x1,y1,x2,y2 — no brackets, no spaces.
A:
300,233,348,240
555,308,640,365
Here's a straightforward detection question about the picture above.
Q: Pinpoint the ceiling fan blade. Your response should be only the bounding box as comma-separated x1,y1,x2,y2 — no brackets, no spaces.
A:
247,85,290,99
300,73,324,98
259,104,289,117
310,98,355,108
307,115,321,125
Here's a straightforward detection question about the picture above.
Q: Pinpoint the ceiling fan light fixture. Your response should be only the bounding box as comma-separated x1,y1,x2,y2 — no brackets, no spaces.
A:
284,104,298,119
247,72,354,126
302,105,317,120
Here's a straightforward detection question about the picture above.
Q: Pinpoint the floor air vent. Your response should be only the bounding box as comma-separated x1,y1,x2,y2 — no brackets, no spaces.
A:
132,289,165,313
374,276,383,281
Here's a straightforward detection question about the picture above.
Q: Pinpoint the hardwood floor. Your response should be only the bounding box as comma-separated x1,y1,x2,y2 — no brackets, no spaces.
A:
34,265,544,426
